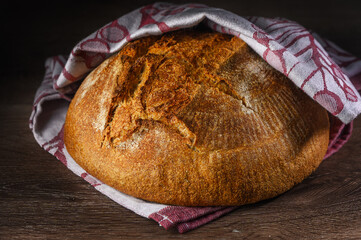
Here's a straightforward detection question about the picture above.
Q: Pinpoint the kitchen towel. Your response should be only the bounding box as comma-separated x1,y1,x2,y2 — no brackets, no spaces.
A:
29,2,361,233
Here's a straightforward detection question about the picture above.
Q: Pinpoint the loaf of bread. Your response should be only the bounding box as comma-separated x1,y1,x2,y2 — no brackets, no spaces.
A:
64,29,330,206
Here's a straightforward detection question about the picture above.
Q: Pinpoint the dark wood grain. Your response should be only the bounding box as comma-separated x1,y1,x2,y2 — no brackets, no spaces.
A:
1,1,361,239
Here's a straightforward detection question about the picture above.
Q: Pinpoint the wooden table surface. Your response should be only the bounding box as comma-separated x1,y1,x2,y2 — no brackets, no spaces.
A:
1,1,361,239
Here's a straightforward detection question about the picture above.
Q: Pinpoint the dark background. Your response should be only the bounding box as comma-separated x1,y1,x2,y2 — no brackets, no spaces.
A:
1,0,361,239
2,0,361,103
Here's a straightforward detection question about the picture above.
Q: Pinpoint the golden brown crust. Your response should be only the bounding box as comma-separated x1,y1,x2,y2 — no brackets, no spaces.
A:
64,29,330,206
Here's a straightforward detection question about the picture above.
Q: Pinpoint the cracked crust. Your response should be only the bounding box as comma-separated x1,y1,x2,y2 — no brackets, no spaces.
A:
64,29,330,206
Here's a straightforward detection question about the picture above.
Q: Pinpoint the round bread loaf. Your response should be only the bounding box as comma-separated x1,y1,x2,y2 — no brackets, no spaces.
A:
64,29,330,206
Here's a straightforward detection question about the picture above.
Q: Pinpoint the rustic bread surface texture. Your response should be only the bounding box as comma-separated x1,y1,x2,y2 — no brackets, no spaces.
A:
64,29,330,206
